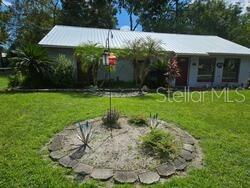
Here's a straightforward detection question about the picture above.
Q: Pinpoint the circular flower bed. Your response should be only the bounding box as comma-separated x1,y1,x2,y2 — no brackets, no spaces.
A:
46,117,203,185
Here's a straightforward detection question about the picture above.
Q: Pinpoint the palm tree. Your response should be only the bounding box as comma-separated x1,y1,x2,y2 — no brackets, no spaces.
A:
122,37,171,89
74,43,103,86
11,44,52,88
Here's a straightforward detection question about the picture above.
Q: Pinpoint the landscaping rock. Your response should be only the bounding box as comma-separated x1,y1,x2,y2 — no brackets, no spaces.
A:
50,150,66,160
70,148,85,159
139,171,160,184
90,169,113,180
59,156,78,168
49,135,64,151
183,144,195,152
156,162,176,177
183,134,194,145
180,149,194,161
174,157,187,171
113,171,138,183
45,117,203,185
73,163,93,176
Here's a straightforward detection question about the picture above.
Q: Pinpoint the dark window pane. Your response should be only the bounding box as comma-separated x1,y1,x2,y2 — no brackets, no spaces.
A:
222,58,240,82
197,58,216,82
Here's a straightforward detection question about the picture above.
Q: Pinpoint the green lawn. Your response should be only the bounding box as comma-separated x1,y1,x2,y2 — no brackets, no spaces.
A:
0,74,8,89
0,91,249,187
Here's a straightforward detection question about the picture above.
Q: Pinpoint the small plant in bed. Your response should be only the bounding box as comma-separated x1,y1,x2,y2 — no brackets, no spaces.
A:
128,115,147,126
149,113,160,129
102,109,120,129
140,129,176,160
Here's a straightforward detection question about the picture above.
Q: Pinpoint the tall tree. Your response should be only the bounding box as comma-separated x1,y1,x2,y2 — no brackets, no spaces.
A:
136,0,190,33
0,0,11,44
118,0,140,31
60,0,117,28
8,0,58,47
133,0,249,47
50,0,61,26
60,0,84,26
230,13,250,47
185,0,249,46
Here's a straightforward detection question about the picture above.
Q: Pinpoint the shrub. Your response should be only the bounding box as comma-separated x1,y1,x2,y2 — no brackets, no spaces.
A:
165,56,180,88
102,109,120,128
11,44,53,88
53,54,74,87
128,115,147,126
140,129,176,159
8,71,25,88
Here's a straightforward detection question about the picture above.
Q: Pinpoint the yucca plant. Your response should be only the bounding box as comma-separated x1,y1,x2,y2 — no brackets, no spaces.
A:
76,121,92,149
149,113,160,129
70,121,93,159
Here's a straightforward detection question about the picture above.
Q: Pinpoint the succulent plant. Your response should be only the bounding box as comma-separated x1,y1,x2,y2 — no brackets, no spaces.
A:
76,121,92,149
149,113,160,129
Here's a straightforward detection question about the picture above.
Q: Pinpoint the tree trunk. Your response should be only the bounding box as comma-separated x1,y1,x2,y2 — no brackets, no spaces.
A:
129,12,133,31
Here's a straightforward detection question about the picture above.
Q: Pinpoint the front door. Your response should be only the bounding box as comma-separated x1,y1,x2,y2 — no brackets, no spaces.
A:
175,57,189,86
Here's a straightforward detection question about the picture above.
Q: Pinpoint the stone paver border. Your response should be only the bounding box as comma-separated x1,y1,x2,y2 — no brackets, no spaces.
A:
1,88,144,97
45,118,203,185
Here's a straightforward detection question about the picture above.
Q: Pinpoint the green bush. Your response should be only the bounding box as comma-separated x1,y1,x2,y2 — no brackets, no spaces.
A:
53,54,74,88
128,115,147,126
140,129,176,159
8,72,24,88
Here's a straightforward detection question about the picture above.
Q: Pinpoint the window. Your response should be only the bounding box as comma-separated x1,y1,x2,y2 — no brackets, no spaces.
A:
197,58,216,82
222,58,240,82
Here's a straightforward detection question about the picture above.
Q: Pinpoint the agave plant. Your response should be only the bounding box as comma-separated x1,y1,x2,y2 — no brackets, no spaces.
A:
76,121,92,149
149,113,160,129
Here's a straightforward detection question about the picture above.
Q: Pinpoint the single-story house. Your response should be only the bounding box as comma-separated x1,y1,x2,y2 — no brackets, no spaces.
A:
39,25,250,88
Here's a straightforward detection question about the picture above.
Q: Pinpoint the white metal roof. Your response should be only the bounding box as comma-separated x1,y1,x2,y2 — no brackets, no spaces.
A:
39,25,250,56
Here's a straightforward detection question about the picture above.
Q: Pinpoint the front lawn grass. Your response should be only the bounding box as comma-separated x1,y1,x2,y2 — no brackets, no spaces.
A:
0,90,249,187
0,74,8,89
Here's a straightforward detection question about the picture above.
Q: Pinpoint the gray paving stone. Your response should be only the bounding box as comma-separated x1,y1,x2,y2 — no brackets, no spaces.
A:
59,156,78,168
180,149,194,161
73,163,93,175
174,157,187,171
183,134,194,145
49,135,64,151
139,171,160,184
90,169,113,180
70,148,85,159
113,171,138,183
183,144,195,152
156,162,176,177
49,150,66,160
